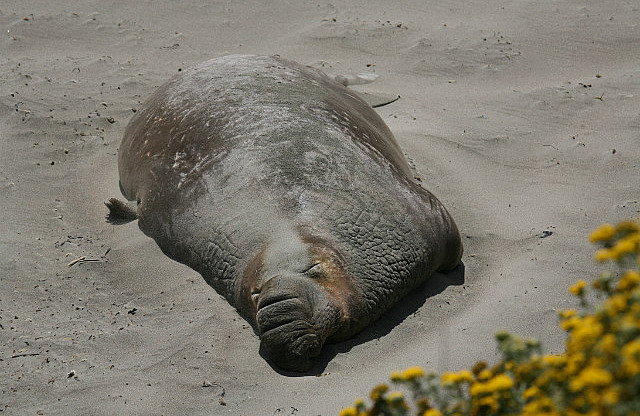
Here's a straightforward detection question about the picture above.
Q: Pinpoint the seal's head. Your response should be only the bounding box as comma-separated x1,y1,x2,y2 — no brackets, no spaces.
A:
237,231,362,371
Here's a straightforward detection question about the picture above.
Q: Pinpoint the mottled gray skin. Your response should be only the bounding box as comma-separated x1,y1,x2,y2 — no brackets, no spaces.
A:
115,55,462,371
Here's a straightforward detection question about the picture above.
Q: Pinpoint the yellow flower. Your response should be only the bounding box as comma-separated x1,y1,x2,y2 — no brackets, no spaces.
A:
423,409,442,416
602,388,620,405
610,237,637,260
564,351,585,376
401,366,425,381
569,280,587,296
589,223,616,242
469,382,483,396
567,315,603,350
476,395,499,411
597,333,617,355
619,312,639,334
559,309,577,319
523,386,540,399
477,369,493,381
387,391,404,402
595,248,613,262
522,395,559,415
441,370,473,386
560,315,582,331
339,407,358,416
541,354,565,367
621,339,640,376
604,293,629,317
387,391,408,410
515,360,541,379
369,384,389,401
470,374,514,396
390,371,402,381
488,374,515,391
569,366,613,391
618,270,640,291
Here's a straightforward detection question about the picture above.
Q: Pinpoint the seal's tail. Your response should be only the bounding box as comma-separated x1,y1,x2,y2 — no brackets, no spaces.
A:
105,198,138,224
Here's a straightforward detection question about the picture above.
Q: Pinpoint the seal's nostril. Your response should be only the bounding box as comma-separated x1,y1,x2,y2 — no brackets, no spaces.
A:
251,291,260,306
257,290,294,310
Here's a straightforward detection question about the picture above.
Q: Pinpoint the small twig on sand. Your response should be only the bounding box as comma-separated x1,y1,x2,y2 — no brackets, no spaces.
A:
67,255,104,267
12,352,40,358
67,256,86,266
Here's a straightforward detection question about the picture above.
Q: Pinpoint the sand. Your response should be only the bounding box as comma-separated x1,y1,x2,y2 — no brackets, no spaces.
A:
2,0,639,414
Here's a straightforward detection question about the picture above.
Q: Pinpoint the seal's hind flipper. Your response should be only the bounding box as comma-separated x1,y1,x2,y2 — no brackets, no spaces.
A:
356,91,400,108
105,198,138,224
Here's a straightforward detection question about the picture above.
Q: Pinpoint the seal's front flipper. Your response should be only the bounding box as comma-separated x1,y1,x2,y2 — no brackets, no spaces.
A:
105,198,138,224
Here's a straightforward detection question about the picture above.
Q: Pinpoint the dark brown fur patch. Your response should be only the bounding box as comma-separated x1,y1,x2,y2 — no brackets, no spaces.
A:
298,229,365,341
237,247,266,325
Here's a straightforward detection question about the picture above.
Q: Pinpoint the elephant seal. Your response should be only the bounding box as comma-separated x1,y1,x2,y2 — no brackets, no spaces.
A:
108,55,462,371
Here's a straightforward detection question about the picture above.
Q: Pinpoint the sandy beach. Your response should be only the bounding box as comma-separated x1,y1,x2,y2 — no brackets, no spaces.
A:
2,1,639,414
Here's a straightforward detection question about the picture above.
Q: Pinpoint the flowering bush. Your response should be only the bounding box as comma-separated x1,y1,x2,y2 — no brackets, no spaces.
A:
340,219,640,416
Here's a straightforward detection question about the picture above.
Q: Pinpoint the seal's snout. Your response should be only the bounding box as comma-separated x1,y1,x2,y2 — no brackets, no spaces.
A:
255,275,327,371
